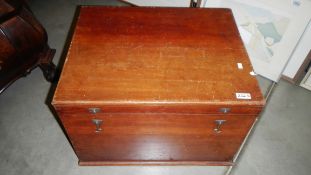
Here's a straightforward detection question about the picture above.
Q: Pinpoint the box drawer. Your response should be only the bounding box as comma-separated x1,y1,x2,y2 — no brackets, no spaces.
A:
58,113,256,165
54,103,264,116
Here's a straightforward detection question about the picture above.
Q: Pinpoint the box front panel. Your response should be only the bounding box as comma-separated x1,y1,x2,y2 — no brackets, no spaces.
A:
54,104,263,115
58,113,256,165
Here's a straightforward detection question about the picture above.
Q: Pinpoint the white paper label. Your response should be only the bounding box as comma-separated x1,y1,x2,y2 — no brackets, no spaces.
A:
237,63,243,69
236,93,252,100
250,71,257,76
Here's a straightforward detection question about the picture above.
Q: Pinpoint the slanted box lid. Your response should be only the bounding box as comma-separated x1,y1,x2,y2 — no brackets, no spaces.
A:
52,7,265,114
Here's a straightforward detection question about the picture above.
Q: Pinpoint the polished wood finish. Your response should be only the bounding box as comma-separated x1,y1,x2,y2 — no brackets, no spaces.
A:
60,113,256,165
52,7,265,166
54,104,263,115
0,0,56,93
53,7,264,105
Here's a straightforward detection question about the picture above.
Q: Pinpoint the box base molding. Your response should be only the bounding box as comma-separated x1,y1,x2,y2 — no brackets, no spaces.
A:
78,160,234,166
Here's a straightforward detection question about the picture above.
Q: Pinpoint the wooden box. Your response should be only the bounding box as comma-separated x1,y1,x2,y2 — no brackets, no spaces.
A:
52,7,265,166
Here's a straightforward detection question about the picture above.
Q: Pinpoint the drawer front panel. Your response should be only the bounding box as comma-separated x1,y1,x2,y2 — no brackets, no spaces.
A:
59,113,256,163
55,104,264,116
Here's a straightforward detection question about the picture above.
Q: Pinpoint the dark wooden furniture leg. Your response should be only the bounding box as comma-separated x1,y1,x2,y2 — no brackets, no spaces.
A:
0,0,56,93
38,46,56,82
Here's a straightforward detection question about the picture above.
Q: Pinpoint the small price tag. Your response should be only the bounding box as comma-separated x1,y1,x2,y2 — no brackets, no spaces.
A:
237,63,243,69
236,93,252,100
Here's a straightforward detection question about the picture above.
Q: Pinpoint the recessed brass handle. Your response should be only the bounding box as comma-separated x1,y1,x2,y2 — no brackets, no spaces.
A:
92,119,103,133
219,108,231,114
214,120,226,133
89,108,101,114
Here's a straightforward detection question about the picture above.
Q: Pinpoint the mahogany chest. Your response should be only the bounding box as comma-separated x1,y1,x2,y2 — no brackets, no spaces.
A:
52,7,265,166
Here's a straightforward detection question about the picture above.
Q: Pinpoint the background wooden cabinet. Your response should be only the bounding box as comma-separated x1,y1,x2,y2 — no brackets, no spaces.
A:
0,0,56,93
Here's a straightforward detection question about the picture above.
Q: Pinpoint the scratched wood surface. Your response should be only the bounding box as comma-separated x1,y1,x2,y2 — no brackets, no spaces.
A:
52,7,265,166
59,113,256,165
53,6,264,107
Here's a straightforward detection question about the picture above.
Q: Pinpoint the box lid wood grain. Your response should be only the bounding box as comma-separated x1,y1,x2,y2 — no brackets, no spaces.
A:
52,7,265,114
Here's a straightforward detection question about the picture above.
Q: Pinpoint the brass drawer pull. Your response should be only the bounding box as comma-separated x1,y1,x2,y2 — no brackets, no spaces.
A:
92,119,103,132
214,120,226,133
219,108,231,114
89,107,101,114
